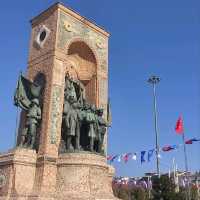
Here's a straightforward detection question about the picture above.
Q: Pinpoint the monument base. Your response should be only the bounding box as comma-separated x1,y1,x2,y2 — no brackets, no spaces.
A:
0,148,37,199
0,149,118,200
56,153,118,200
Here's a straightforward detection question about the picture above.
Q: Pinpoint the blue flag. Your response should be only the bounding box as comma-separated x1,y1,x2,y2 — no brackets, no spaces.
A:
110,155,118,162
148,149,154,162
141,151,146,164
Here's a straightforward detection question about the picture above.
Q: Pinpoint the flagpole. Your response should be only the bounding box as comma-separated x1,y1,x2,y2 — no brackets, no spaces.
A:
148,75,160,177
14,107,20,146
147,176,151,199
182,132,188,175
14,71,22,146
182,131,191,200
176,115,191,200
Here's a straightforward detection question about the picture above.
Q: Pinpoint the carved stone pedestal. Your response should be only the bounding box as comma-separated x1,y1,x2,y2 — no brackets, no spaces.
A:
56,153,118,200
0,148,37,199
0,150,118,200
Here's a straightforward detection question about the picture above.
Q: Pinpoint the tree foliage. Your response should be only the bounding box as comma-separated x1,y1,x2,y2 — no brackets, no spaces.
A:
113,185,148,200
151,175,177,200
112,174,199,200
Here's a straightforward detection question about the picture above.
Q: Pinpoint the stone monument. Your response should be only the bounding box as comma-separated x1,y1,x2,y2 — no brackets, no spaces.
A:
0,2,118,200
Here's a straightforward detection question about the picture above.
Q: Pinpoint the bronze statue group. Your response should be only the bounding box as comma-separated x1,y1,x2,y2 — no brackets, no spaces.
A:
14,74,108,155
61,74,108,154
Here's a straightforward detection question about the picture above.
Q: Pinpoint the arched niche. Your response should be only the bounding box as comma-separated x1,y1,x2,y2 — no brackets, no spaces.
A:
66,41,97,105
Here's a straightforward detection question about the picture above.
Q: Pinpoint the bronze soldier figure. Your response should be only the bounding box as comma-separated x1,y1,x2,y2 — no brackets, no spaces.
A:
65,102,78,150
96,108,108,154
85,105,96,152
21,98,41,148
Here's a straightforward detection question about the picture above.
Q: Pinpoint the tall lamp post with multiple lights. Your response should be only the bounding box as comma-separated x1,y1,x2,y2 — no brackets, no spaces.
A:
148,75,161,177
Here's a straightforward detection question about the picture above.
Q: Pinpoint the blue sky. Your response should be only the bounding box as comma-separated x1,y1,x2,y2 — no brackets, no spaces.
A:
0,0,200,177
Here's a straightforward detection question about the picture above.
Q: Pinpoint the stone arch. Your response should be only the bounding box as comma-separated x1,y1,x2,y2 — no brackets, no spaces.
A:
65,39,98,105
65,37,99,67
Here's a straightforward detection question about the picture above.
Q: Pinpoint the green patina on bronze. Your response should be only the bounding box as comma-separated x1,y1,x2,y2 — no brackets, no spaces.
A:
14,75,42,150
60,75,109,155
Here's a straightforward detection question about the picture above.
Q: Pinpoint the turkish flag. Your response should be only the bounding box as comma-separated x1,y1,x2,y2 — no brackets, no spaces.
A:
175,116,184,134
185,139,193,144
162,145,174,151
185,138,200,144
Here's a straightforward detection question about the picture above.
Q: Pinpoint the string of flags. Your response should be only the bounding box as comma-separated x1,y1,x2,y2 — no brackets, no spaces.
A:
112,177,152,190
112,176,198,189
107,137,200,164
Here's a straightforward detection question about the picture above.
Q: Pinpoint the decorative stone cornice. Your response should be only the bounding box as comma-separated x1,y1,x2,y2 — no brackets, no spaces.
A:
30,2,110,38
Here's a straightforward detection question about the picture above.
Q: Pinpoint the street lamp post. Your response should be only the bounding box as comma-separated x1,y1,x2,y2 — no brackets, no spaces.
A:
148,75,160,177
